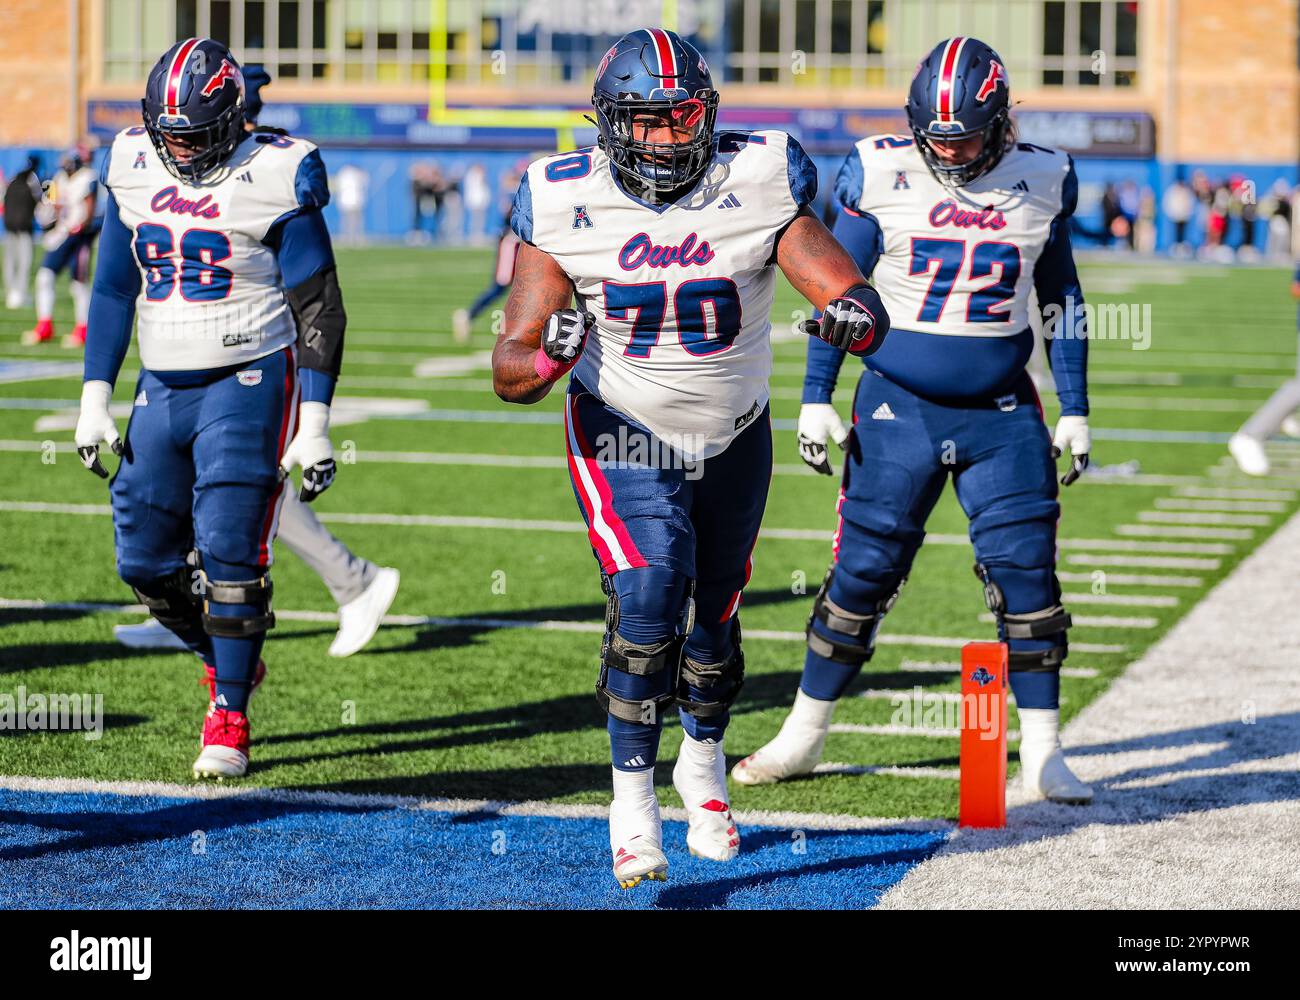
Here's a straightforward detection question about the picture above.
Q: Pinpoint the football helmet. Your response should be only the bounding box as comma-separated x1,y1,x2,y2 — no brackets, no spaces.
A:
142,37,246,182
905,36,1013,186
591,28,719,196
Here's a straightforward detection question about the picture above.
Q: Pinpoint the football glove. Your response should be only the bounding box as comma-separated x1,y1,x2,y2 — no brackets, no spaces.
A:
797,403,850,476
1051,415,1091,486
74,380,123,479
279,401,336,503
801,284,889,356
535,308,595,382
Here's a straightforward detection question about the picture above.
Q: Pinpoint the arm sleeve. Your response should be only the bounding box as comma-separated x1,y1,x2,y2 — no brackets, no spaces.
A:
801,207,884,405
1035,157,1089,417
266,207,343,405
83,192,139,387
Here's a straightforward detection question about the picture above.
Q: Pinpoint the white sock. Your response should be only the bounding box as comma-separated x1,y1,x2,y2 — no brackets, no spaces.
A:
675,731,726,805
1017,707,1061,762
781,688,836,739
35,268,54,320
611,764,656,806
70,279,89,325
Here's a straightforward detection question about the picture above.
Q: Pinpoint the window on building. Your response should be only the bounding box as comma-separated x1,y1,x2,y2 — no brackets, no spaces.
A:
100,0,1139,91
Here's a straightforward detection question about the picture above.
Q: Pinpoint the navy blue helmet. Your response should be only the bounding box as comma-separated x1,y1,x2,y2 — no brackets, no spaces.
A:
143,37,246,182
905,37,1012,186
591,28,719,195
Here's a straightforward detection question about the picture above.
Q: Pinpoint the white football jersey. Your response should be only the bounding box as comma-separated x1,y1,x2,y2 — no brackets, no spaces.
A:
102,126,329,372
514,130,816,461
837,134,1076,338
42,166,97,250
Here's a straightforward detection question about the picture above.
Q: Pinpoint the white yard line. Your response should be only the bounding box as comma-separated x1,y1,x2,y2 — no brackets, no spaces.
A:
876,509,1300,909
1115,524,1252,540
1153,498,1286,513
898,659,1099,679
0,774,950,833
1057,571,1201,587
1173,486,1297,501
1136,510,1272,526
1066,554,1220,569
830,723,1022,741
980,612,1157,630
813,762,961,781
1060,592,1178,608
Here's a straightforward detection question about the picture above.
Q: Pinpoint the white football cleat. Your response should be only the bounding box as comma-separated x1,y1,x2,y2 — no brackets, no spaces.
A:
672,733,740,861
329,566,400,657
114,618,190,651
610,796,668,890
1229,433,1270,477
452,308,471,344
1281,415,1300,438
1021,747,1093,804
731,689,834,786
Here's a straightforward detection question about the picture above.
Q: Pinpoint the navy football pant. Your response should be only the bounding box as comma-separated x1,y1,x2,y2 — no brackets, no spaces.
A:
111,347,297,711
801,369,1066,711
564,384,770,770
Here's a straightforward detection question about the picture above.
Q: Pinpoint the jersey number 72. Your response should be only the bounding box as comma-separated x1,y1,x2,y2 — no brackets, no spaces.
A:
908,237,1020,323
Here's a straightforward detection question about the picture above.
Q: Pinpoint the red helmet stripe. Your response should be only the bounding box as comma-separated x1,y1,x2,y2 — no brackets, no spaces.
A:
936,36,966,121
165,37,199,115
649,28,677,90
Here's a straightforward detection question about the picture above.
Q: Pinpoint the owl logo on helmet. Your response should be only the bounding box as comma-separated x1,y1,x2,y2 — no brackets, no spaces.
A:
589,28,720,198
905,37,1014,187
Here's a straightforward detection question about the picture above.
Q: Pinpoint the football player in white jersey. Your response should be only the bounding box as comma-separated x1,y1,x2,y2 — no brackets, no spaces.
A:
734,37,1094,804
74,38,346,778
22,146,99,348
111,62,400,660
492,28,890,889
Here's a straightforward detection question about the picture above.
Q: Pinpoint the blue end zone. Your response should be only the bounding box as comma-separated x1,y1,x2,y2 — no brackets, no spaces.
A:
0,789,947,910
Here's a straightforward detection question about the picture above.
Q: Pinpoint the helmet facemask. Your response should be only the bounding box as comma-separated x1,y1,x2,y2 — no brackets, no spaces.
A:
595,91,719,196
912,109,1011,188
143,99,245,183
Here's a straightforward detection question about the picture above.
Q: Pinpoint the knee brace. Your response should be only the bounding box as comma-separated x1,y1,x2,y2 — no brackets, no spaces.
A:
202,573,276,638
679,618,745,718
805,567,903,666
973,562,1071,672
131,565,202,632
594,577,687,725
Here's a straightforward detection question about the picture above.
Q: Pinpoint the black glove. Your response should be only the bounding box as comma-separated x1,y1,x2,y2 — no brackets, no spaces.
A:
541,309,595,365
802,283,890,356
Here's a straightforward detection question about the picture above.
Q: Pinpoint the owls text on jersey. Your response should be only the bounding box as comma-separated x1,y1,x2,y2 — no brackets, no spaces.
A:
836,134,1075,338
101,125,329,373
512,129,818,461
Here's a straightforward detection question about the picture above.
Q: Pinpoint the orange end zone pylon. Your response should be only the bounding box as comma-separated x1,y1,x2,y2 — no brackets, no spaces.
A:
959,641,1008,828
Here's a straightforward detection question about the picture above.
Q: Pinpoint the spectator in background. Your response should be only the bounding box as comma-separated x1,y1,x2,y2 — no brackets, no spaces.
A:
1117,180,1141,249
462,163,491,244
1100,182,1121,247
3,153,42,309
1162,175,1196,255
1261,180,1293,261
1135,185,1157,253
334,164,369,245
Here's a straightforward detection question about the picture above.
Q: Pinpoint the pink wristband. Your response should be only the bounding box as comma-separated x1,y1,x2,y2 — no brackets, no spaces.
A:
534,349,576,383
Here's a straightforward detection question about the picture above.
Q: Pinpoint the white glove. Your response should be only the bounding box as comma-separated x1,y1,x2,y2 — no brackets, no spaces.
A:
74,380,122,479
797,403,850,475
1051,415,1091,486
279,401,336,502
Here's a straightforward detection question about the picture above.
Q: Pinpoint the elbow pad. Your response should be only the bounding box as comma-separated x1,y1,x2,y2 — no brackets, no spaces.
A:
286,266,346,379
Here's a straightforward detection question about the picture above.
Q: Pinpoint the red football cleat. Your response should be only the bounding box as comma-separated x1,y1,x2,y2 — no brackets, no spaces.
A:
63,323,87,348
193,707,251,778
21,318,53,345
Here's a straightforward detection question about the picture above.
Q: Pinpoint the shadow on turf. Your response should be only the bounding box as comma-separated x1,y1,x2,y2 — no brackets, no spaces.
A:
931,711,1300,855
